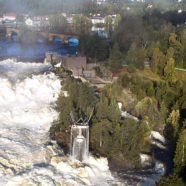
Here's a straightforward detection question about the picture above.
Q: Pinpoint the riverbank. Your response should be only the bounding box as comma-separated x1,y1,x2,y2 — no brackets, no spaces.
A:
49,64,172,185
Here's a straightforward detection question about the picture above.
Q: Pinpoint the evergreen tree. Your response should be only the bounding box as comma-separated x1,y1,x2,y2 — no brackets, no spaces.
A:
72,15,92,34
167,109,180,139
90,119,113,155
160,101,168,124
135,97,159,121
108,42,123,73
95,93,120,123
86,34,109,62
127,43,145,70
180,29,186,68
164,57,175,82
169,33,184,67
166,47,175,59
105,15,113,36
49,14,68,32
174,129,186,174
120,119,141,166
151,47,166,76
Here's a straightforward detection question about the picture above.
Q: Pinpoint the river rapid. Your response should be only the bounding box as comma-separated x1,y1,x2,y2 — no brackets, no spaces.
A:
0,59,166,186
0,59,114,186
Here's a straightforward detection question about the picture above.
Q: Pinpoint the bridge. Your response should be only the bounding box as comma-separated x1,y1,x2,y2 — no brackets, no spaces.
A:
2,26,79,42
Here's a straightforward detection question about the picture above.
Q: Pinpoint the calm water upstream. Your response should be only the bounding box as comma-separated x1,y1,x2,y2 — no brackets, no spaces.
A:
0,39,77,61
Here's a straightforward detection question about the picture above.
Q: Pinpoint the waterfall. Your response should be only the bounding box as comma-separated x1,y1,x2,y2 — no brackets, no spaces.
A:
0,59,115,185
71,125,89,161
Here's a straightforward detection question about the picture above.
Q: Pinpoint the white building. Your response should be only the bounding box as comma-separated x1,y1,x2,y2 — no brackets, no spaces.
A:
96,0,107,5
91,16,105,24
3,13,16,21
91,26,105,31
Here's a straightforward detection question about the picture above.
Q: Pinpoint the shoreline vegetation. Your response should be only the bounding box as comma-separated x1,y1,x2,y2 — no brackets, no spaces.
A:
50,73,144,169
50,60,186,185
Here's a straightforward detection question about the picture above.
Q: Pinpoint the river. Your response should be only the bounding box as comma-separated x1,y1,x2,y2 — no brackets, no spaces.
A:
0,59,115,185
0,39,77,61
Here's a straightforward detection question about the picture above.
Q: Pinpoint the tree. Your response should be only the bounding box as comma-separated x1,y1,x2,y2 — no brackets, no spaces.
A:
174,129,186,174
151,47,166,76
180,29,186,47
119,72,131,88
145,80,155,97
72,15,92,34
164,57,175,82
95,93,120,123
86,34,109,62
50,77,97,151
120,119,141,166
113,14,121,30
156,23,175,53
160,101,168,124
108,42,123,72
49,14,68,32
77,83,96,116
90,119,113,155
127,43,145,70
78,33,90,56
167,109,180,138
64,79,96,117
105,15,113,36
166,47,175,59
180,29,186,68
115,15,145,52
169,33,184,67
135,97,159,123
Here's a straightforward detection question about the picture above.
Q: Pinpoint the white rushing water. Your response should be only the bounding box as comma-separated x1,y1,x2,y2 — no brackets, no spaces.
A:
0,59,114,186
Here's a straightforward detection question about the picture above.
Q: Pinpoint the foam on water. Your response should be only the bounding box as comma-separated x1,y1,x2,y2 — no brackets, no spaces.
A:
0,59,52,81
0,59,115,186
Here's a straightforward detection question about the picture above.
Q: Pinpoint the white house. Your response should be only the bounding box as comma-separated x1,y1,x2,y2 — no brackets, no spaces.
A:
3,13,16,21
96,0,107,5
91,26,105,31
91,16,105,24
